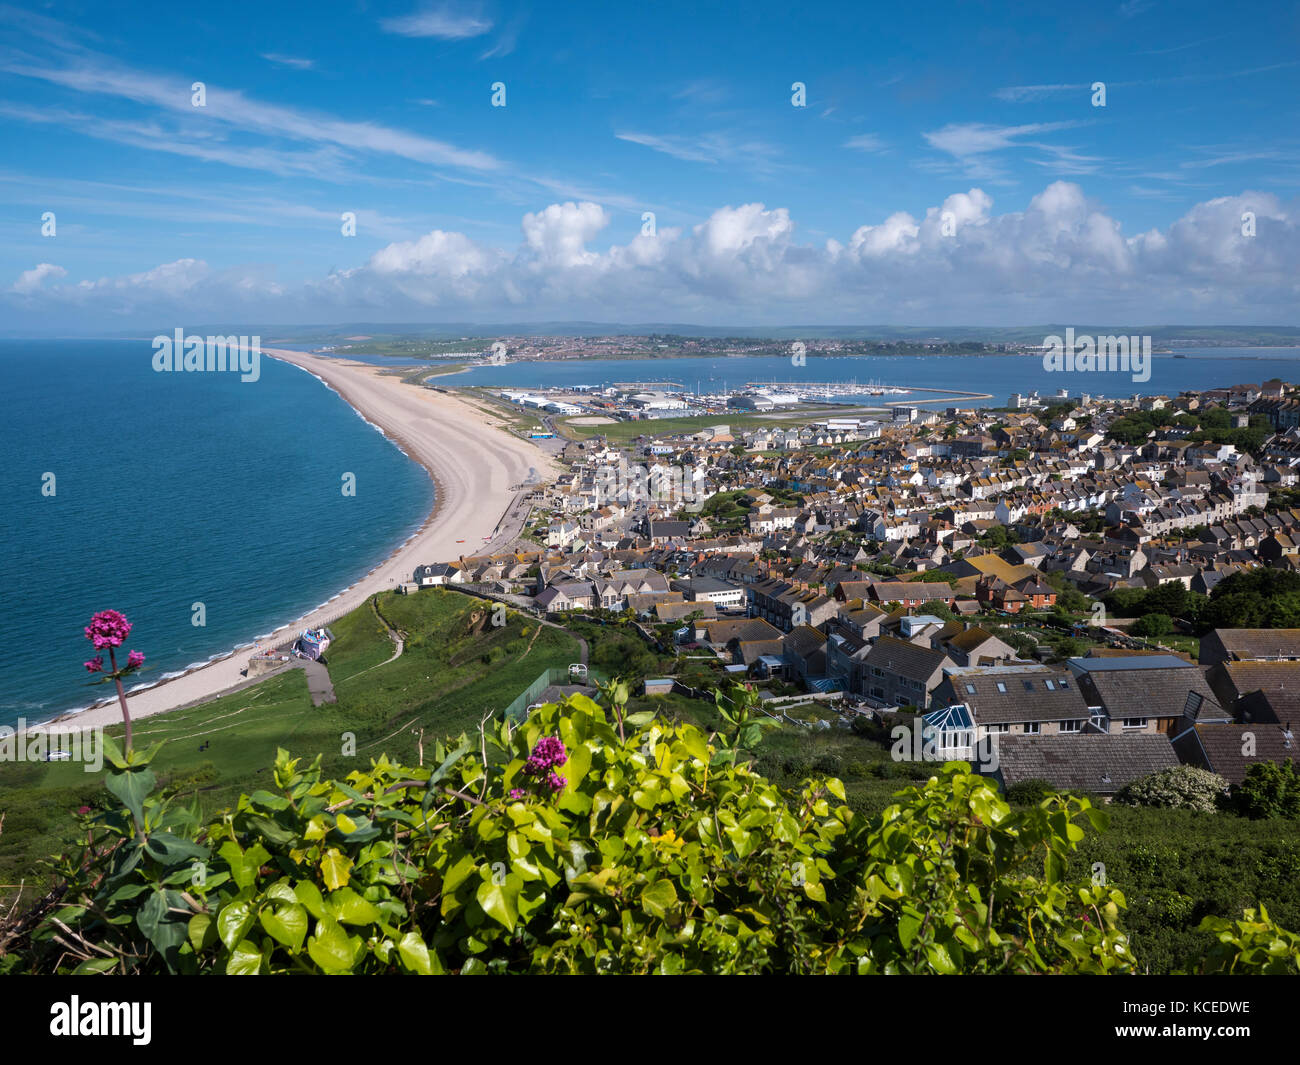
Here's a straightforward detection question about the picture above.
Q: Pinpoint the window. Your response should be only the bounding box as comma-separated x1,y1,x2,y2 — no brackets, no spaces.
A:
1045,679,1056,691
1122,717,1148,730
985,723,1009,734
965,684,976,695
996,682,1007,693
1022,680,1035,692
1059,720,1081,733
1059,678,1070,688
871,667,885,678
1023,722,1041,735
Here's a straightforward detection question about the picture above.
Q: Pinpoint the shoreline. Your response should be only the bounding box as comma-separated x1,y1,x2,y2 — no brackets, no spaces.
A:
52,349,556,732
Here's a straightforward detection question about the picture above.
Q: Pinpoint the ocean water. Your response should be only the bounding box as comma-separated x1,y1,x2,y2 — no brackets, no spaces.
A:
442,347,1300,404
0,339,434,728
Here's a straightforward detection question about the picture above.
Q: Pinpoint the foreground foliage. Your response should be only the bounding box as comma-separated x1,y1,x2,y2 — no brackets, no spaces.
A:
4,693,1294,974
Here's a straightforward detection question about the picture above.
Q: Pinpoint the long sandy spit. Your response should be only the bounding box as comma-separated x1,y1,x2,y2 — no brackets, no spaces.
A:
58,349,555,730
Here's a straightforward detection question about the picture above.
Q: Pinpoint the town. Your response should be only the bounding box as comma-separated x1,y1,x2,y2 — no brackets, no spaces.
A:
408,377,1300,800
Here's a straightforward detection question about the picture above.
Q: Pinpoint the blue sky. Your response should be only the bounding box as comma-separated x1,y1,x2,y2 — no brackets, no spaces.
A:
2,0,1298,328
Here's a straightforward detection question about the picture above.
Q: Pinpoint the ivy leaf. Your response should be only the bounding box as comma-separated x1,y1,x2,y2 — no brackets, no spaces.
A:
217,900,256,952
327,887,381,926
476,880,518,932
398,931,440,975
307,916,356,973
226,938,264,976
259,902,308,952
641,879,678,919
320,848,353,890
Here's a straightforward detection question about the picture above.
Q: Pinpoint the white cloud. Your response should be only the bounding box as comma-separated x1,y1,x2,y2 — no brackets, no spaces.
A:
260,53,315,70
844,134,887,153
11,262,66,293
6,184,1299,326
380,5,492,39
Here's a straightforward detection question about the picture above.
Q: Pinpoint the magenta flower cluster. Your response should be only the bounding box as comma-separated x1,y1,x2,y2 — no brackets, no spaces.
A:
516,735,568,797
84,609,132,649
83,610,145,674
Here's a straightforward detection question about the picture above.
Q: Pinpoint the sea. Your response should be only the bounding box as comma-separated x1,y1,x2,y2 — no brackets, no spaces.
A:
437,347,1300,405
0,339,435,729
7,340,1299,728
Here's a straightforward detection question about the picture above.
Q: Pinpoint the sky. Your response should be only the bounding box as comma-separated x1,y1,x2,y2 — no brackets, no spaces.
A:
2,0,1299,331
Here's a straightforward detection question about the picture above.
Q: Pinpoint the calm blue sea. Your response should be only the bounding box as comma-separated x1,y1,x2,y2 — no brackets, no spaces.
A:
441,347,1300,404
0,339,434,727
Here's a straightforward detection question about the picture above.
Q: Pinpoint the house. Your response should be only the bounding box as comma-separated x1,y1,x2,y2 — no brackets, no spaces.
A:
1070,655,1228,735
782,625,829,685
1205,659,1300,720
860,637,953,709
1199,628,1300,667
748,578,838,633
868,581,955,609
412,562,461,587
670,576,746,609
935,625,1020,667
932,665,1093,742
534,580,596,612
993,734,1180,797
1171,722,1298,785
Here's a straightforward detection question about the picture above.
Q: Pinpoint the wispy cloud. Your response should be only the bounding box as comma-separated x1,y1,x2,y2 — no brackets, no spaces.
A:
380,4,492,39
996,61,1300,102
993,83,1088,103
843,133,887,153
922,121,1089,182
480,12,526,59
0,59,503,173
924,121,1082,158
615,130,790,175
1119,0,1156,18
260,52,315,70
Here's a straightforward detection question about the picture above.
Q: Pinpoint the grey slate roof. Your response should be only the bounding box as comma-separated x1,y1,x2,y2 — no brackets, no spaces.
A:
995,734,1179,795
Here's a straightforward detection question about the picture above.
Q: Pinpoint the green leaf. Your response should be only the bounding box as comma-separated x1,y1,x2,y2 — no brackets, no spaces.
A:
640,878,678,919
98,733,128,770
327,887,381,926
259,902,308,952
476,880,518,932
217,900,255,952
398,931,440,975
307,915,356,973
105,766,156,825
294,880,326,919
226,938,263,976
188,913,215,952
320,848,353,890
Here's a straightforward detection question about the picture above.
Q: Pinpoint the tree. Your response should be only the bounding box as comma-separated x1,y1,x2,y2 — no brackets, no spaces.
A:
1131,613,1173,638
1234,760,1300,820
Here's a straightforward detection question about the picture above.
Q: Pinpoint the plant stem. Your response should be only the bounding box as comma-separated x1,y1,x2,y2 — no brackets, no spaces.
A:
108,648,133,752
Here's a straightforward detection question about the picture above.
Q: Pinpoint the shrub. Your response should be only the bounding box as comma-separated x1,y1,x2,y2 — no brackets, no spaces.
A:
1233,760,1300,819
1115,766,1229,812
7,694,1155,976
1004,779,1057,805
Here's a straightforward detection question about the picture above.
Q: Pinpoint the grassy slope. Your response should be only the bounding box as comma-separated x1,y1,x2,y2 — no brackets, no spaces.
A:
0,591,579,903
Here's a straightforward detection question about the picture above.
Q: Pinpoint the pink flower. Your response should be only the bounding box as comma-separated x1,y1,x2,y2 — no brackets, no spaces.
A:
127,650,145,669
84,609,132,650
77,805,91,815
84,656,104,674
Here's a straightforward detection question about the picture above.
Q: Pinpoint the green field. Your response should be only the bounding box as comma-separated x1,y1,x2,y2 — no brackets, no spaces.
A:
0,591,581,905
